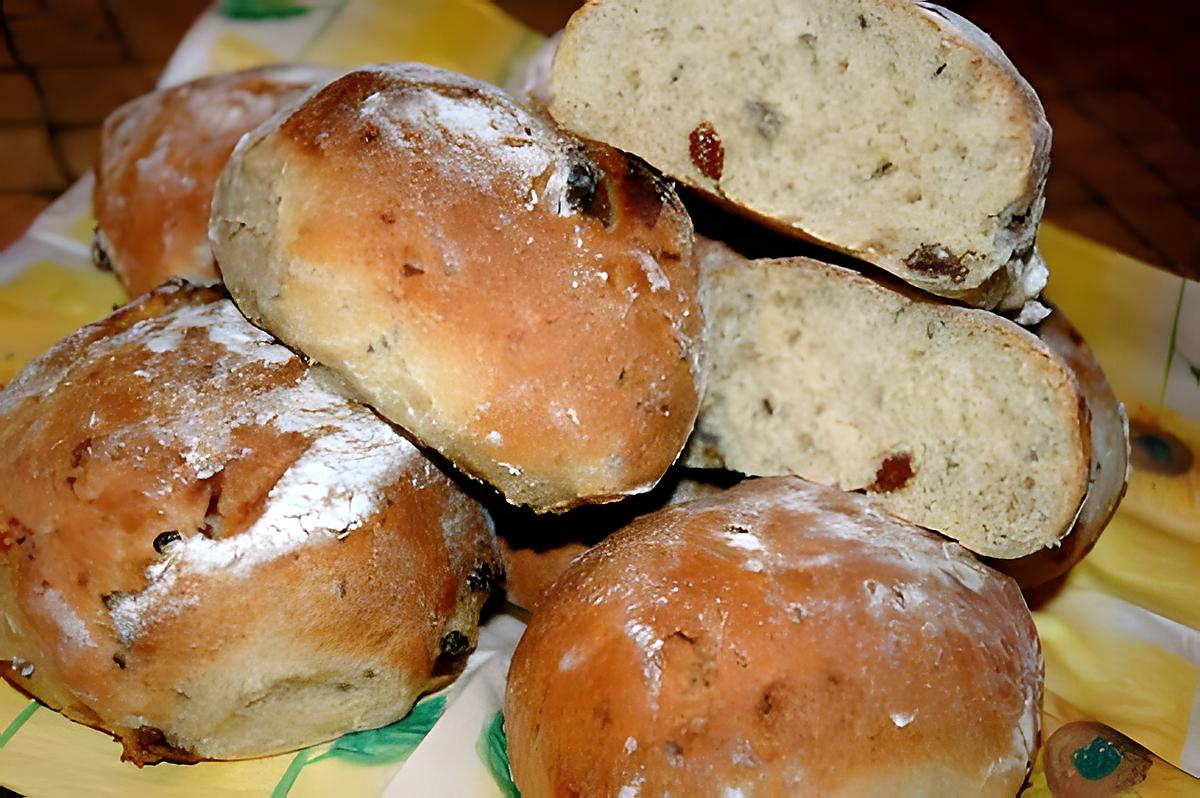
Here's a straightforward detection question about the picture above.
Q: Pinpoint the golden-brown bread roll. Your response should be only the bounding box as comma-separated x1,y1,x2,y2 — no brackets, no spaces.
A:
506,476,1042,797
210,64,702,513
0,282,500,765
94,65,335,297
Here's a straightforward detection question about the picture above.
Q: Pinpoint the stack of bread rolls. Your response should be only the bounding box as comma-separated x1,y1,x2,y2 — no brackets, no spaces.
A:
0,0,1129,790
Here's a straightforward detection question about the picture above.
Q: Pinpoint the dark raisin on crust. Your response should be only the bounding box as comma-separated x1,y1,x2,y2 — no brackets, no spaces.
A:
466,562,496,592
565,158,600,213
91,231,113,272
123,726,203,767
152,530,181,554
440,630,471,657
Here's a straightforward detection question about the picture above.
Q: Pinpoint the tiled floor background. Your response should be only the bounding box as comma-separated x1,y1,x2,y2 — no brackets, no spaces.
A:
0,0,1196,279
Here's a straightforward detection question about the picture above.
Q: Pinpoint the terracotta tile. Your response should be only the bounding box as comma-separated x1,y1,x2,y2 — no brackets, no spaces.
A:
1131,135,1200,194
1074,89,1181,141
1108,199,1200,279
1045,203,1162,266
38,65,152,125
1044,169,1095,210
1044,99,1111,150
0,192,52,249
55,126,101,180
6,0,126,67
0,71,43,124
0,128,66,191
1057,139,1173,201
105,0,208,64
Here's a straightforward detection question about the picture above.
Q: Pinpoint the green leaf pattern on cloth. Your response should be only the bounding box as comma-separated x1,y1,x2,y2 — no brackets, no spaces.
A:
219,0,310,20
478,711,521,798
0,700,38,748
271,695,447,796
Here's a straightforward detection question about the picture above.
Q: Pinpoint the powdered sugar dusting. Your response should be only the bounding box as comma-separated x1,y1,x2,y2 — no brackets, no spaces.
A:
355,64,575,213
721,528,764,551
36,586,96,650
625,619,665,702
81,294,421,645
635,249,671,293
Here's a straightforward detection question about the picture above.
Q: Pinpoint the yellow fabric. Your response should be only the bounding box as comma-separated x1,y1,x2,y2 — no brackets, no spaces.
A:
0,1,1197,794
0,262,126,384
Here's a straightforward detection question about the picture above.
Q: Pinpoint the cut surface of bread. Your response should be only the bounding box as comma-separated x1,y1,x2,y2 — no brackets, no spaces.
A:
988,308,1129,587
683,243,1089,558
549,0,1051,311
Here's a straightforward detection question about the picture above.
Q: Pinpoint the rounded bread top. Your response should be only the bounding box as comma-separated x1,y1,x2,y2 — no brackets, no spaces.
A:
211,64,702,512
0,282,499,762
94,65,336,297
506,476,1042,797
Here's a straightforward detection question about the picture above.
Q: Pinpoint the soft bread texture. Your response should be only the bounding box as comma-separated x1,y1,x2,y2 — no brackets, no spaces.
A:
211,64,702,512
505,476,1043,797
549,0,1051,311
989,308,1129,588
94,65,335,296
0,283,500,764
683,240,1090,558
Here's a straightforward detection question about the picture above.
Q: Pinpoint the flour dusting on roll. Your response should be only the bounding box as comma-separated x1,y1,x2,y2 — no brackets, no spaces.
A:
0,282,500,765
210,64,702,513
94,65,336,296
506,476,1042,797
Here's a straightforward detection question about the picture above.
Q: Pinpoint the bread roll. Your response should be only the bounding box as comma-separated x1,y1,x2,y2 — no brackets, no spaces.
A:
94,65,335,297
505,476,1042,797
682,239,1089,558
210,64,702,513
989,308,1130,588
0,282,500,764
495,470,730,610
549,0,1050,312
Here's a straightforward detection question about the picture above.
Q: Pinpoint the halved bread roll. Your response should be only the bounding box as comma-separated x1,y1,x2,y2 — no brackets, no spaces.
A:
211,64,702,513
989,308,1129,587
683,240,1089,558
549,0,1050,311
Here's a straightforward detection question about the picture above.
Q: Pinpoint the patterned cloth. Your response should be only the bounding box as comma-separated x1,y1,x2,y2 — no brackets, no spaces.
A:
0,1,1196,794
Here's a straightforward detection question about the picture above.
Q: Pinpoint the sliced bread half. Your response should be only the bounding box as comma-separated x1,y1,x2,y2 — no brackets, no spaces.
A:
988,308,1129,587
549,0,1051,311
683,240,1089,558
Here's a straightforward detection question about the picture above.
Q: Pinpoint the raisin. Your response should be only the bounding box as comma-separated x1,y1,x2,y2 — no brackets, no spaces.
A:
153,530,181,554
688,121,725,180
440,630,470,657
867,453,915,492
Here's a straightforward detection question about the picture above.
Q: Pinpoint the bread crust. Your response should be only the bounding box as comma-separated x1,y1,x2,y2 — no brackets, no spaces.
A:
988,307,1130,588
683,238,1090,558
506,476,1042,797
549,0,1051,310
93,65,335,297
211,64,702,512
0,282,500,763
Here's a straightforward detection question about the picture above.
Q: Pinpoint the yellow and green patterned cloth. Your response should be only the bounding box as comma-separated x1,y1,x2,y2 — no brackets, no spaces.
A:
0,1,1197,794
